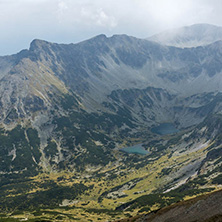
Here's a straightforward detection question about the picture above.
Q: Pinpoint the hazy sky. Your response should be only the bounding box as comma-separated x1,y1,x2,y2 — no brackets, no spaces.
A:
1,0,222,55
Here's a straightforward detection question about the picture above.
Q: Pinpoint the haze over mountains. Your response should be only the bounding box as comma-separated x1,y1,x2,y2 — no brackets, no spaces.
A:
148,23,222,48
1,24,222,221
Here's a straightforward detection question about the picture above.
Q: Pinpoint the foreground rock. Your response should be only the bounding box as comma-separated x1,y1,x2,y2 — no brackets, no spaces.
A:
118,189,222,222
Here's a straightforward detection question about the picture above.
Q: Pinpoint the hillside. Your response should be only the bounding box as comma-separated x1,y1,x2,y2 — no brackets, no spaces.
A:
118,189,222,222
1,24,222,221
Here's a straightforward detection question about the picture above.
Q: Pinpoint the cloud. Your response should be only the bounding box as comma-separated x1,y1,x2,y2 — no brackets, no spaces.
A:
57,0,68,21
80,7,117,28
55,0,117,29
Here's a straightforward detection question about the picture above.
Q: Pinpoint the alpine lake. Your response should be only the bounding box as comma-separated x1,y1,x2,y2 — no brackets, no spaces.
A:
151,122,179,135
120,123,179,155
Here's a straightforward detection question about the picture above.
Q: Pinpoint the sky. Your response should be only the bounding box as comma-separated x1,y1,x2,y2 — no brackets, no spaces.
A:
1,0,222,55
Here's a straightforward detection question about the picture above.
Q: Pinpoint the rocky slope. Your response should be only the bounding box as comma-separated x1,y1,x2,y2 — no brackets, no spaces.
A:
2,33,222,127
118,189,222,222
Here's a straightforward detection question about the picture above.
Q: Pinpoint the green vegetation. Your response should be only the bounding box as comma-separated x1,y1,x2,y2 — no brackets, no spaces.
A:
0,180,89,211
212,175,222,184
44,140,58,159
0,126,41,174
2,99,222,221
117,186,214,212
50,105,139,169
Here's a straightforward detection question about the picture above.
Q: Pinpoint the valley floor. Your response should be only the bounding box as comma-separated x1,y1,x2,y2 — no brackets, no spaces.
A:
1,131,221,222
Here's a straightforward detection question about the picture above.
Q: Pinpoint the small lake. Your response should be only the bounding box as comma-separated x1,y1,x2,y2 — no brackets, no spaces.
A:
120,144,149,155
151,123,179,135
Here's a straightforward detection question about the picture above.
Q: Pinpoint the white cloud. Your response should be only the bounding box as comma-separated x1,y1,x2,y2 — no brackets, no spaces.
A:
57,0,68,20
80,7,117,28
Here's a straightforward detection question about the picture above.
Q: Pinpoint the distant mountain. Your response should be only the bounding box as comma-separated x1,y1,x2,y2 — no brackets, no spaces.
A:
148,24,222,48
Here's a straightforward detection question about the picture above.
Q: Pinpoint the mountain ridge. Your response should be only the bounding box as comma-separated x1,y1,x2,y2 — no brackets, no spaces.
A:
2,32,222,135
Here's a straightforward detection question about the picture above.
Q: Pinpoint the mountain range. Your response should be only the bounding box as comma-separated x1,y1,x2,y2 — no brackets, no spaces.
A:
1,23,222,221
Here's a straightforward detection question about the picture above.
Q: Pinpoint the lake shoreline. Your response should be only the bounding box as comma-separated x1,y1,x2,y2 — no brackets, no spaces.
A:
120,143,149,155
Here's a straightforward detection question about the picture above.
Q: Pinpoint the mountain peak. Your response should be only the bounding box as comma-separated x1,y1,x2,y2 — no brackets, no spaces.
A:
85,34,108,43
148,23,222,48
29,39,51,51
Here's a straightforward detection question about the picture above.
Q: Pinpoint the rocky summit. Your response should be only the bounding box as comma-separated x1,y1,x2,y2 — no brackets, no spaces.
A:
1,24,222,221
